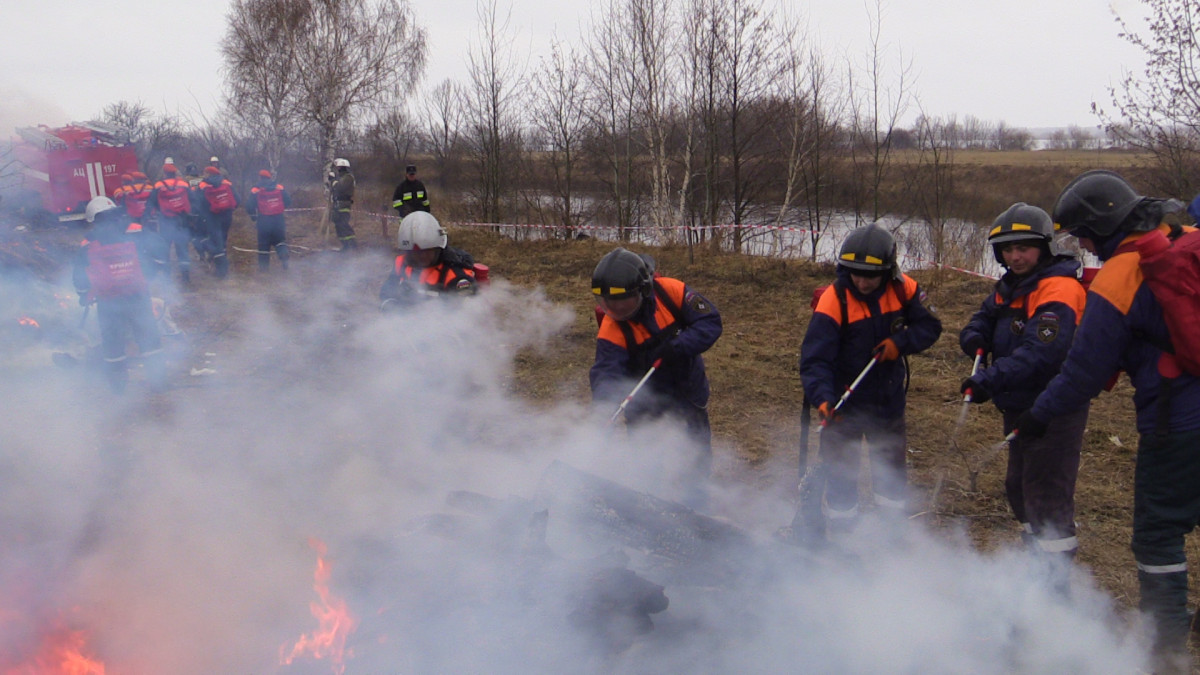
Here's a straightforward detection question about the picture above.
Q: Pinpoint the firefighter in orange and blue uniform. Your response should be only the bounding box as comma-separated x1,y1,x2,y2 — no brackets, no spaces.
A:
194,166,239,278
1015,171,1200,672
111,173,134,211
147,163,195,283
73,196,168,393
245,169,291,271
799,223,942,534
379,212,476,308
590,247,723,492
959,203,1088,560
123,171,154,226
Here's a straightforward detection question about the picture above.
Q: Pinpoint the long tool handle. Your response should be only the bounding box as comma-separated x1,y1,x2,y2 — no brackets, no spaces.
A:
816,356,879,434
609,358,663,424
833,356,878,414
962,349,985,403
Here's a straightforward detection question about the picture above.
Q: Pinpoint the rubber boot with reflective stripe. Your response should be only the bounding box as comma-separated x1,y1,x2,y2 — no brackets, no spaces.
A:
1137,566,1191,670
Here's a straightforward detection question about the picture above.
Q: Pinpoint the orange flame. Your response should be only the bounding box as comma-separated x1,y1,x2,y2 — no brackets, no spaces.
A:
280,538,357,674
17,317,39,329
5,627,105,675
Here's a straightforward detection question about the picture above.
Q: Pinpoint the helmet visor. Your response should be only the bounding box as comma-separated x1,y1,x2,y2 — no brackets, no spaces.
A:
595,294,641,321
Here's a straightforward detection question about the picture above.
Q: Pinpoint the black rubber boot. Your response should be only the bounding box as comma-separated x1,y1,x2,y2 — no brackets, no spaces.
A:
1139,569,1191,671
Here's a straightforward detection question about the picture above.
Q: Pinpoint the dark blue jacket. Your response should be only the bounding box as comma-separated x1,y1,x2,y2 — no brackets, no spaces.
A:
959,256,1086,412
1032,225,1200,434
800,269,942,419
590,277,722,411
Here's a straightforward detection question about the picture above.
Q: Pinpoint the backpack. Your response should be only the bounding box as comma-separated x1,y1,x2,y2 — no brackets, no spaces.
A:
86,240,148,299
203,182,237,213
157,180,191,216
1134,225,1200,376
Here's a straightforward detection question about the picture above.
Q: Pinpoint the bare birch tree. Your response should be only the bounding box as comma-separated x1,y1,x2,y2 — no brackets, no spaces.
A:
531,39,588,235
583,0,642,238
422,79,467,192
845,0,912,224
221,0,308,171
465,0,525,223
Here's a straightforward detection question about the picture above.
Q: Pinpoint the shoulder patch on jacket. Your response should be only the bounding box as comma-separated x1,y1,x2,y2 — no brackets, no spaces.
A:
686,291,713,314
1035,312,1060,343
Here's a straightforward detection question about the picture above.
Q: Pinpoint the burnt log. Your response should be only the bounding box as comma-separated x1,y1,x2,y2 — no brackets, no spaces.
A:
534,460,755,585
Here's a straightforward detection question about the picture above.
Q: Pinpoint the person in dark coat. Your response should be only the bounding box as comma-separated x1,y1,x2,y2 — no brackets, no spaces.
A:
1015,171,1200,673
590,247,722,498
73,196,169,393
329,158,356,250
193,166,239,278
799,223,942,536
960,203,1088,561
380,211,477,309
391,164,430,216
245,169,292,271
146,162,194,284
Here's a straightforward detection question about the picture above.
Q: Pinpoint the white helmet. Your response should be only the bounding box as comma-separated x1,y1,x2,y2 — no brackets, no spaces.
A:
333,158,350,168
85,196,118,223
397,211,447,251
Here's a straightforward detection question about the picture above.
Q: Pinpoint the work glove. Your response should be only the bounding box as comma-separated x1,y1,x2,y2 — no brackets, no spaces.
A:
77,292,90,307
816,401,837,425
961,334,989,359
646,339,677,366
1013,409,1049,440
872,338,900,362
961,375,991,404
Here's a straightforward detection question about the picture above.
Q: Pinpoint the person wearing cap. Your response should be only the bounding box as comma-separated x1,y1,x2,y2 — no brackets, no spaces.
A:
194,166,240,278
391,164,430,216
111,173,135,211
959,203,1088,565
329,158,356,250
147,162,195,284
123,171,154,225
799,223,942,537
590,247,722,503
74,196,169,393
245,169,292,271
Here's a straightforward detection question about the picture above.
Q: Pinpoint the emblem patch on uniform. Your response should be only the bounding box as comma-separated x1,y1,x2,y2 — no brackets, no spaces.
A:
1035,313,1060,343
456,278,472,290
917,289,937,315
686,292,713,314
890,317,906,333
1010,317,1025,335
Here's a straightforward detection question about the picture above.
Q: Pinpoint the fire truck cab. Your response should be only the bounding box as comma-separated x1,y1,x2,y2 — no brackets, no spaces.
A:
2,122,139,224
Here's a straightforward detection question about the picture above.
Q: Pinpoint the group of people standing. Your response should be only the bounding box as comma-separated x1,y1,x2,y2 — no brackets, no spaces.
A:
588,169,1199,672
108,156,296,280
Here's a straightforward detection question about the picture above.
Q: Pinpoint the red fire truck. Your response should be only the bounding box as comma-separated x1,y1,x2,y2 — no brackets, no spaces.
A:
1,122,139,223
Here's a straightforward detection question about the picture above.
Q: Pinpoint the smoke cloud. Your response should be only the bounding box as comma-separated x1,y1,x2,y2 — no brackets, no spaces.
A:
0,266,1152,673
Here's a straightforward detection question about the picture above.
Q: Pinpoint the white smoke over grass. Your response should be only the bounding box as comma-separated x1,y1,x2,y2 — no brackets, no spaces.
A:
0,271,1153,673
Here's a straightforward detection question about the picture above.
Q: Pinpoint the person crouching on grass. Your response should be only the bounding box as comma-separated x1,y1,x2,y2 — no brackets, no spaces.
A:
799,223,942,539
959,203,1088,567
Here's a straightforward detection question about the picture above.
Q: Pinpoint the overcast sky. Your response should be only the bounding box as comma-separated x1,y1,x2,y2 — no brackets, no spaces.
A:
0,0,1145,134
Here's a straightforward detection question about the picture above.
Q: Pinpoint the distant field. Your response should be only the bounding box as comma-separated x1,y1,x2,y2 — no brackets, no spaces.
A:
941,148,1150,168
